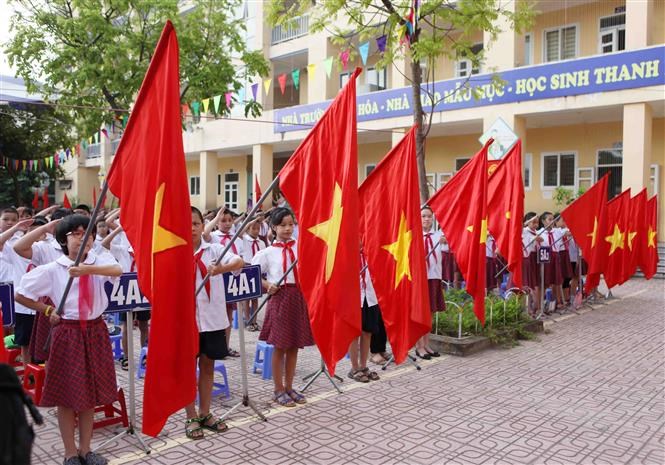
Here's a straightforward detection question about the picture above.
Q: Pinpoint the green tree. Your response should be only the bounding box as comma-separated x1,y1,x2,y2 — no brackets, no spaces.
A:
268,0,533,202
0,105,70,206
6,0,270,136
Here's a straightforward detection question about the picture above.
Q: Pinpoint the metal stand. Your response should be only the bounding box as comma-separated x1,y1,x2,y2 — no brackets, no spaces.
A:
219,306,266,422
299,357,343,394
381,352,421,371
536,262,545,320
95,310,150,455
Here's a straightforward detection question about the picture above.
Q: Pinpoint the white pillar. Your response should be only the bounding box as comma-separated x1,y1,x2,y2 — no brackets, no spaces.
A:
626,0,653,49
252,144,273,206
622,103,652,195
200,151,218,211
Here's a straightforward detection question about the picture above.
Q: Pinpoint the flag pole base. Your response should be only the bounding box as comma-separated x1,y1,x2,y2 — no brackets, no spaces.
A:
381,353,421,371
94,310,151,456
299,358,343,394
220,306,267,423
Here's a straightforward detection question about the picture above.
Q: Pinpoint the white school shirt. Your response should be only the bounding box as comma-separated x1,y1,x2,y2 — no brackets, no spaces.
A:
3,238,35,315
17,252,119,320
242,234,266,264
30,236,62,266
210,230,245,257
109,243,135,273
423,229,442,280
537,227,558,250
259,222,270,238
551,228,567,252
0,232,22,283
486,235,496,258
360,257,378,307
251,240,298,285
522,228,538,257
194,242,240,332
440,233,450,253
567,236,579,262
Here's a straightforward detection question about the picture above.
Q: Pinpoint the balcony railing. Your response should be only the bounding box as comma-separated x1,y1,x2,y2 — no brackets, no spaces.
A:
87,143,101,158
271,15,309,45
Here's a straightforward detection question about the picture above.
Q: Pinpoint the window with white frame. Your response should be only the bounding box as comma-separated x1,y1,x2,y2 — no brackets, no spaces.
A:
524,153,532,190
542,152,576,188
426,173,436,197
599,13,626,54
650,164,660,196
524,33,533,66
365,164,376,178
223,172,239,210
366,68,387,91
190,176,200,195
597,149,622,199
454,43,483,78
339,72,351,89
544,26,577,62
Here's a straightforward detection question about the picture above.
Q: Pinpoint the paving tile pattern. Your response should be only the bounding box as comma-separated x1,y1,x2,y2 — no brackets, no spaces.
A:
29,278,664,465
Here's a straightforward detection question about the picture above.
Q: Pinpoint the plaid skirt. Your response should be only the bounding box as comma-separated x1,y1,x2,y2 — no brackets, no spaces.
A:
259,285,314,350
428,279,446,313
41,317,117,410
522,252,540,289
543,253,563,287
441,251,457,283
558,251,574,280
28,298,54,364
485,257,498,289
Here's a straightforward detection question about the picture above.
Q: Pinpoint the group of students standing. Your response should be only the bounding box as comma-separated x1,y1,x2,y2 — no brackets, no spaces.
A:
1,199,585,464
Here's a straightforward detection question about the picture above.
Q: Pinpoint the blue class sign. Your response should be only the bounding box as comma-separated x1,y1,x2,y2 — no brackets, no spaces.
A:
0,282,15,326
104,266,264,313
274,46,664,133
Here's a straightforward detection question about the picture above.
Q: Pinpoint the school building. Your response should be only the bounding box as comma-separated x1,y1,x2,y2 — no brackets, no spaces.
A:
62,0,665,242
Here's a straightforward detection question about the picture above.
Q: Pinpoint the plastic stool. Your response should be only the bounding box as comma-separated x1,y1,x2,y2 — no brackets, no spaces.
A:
197,361,230,399
545,288,553,302
232,309,239,329
93,388,129,430
22,363,46,405
6,348,24,377
252,341,273,380
137,346,148,379
109,334,123,360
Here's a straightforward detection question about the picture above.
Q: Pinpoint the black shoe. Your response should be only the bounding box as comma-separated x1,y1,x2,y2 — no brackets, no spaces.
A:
415,350,431,360
426,350,441,358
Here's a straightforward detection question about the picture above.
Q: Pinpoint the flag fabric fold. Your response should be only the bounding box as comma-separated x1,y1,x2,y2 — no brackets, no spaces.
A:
624,189,647,280
106,21,197,437
62,193,72,209
254,174,262,204
428,140,490,324
602,189,631,289
487,140,524,288
359,125,430,364
278,67,363,376
641,195,659,279
561,174,609,294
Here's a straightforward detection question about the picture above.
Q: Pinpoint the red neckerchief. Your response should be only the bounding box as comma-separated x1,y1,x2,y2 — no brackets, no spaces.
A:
194,249,211,300
273,240,298,284
220,233,238,254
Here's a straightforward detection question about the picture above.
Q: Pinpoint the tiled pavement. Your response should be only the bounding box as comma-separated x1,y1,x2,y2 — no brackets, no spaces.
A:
30,278,664,465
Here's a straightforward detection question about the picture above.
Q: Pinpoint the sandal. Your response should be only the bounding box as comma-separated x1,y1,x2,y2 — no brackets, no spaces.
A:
370,354,386,365
425,349,441,358
361,367,380,381
120,358,129,371
286,389,307,404
273,391,296,407
227,349,240,358
347,369,369,383
185,417,204,440
415,350,431,360
198,413,228,433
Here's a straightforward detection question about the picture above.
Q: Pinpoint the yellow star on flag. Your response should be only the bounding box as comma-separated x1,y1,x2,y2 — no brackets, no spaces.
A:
382,211,412,289
466,217,489,244
627,231,637,250
152,182,188,286
505,211,511,220
648,226,657,248
604,224,625,255
587,216,598,247
308,183,343,283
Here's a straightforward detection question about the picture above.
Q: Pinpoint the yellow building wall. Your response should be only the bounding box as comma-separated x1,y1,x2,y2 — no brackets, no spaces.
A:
653,0,665,45
357,142,392,183
186,159,200,207
531,0,626,64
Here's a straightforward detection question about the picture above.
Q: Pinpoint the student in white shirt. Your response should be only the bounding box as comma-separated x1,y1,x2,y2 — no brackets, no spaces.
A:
184,207,243,440
241,220,266,331
522,212,543,313
15,214,122,465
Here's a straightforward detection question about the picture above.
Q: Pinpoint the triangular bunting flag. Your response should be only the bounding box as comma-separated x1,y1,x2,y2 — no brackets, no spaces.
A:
277,74,287,95
238,88,245,104
323,57,334,79
340,49,350,70
225,92,233,109
212,95,222,114
376,35,387,53
291,68,300,90
201,98,210,114
263,78,271,96
307,63,316,76
358,41,370,65
251,83,258,101
190,101,200,116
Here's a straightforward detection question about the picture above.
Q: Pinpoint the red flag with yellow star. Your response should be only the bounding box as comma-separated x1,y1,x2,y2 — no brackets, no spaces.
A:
603,189,631,289
561,173,609,294
359,125,430,364
429,140,490,324
487,140,524,288
641,195,659,279
623,189,647,280
106,21,197,437
278,67,362,375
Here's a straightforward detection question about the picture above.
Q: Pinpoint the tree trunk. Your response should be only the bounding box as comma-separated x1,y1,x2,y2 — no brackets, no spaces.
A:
410,59,428,205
